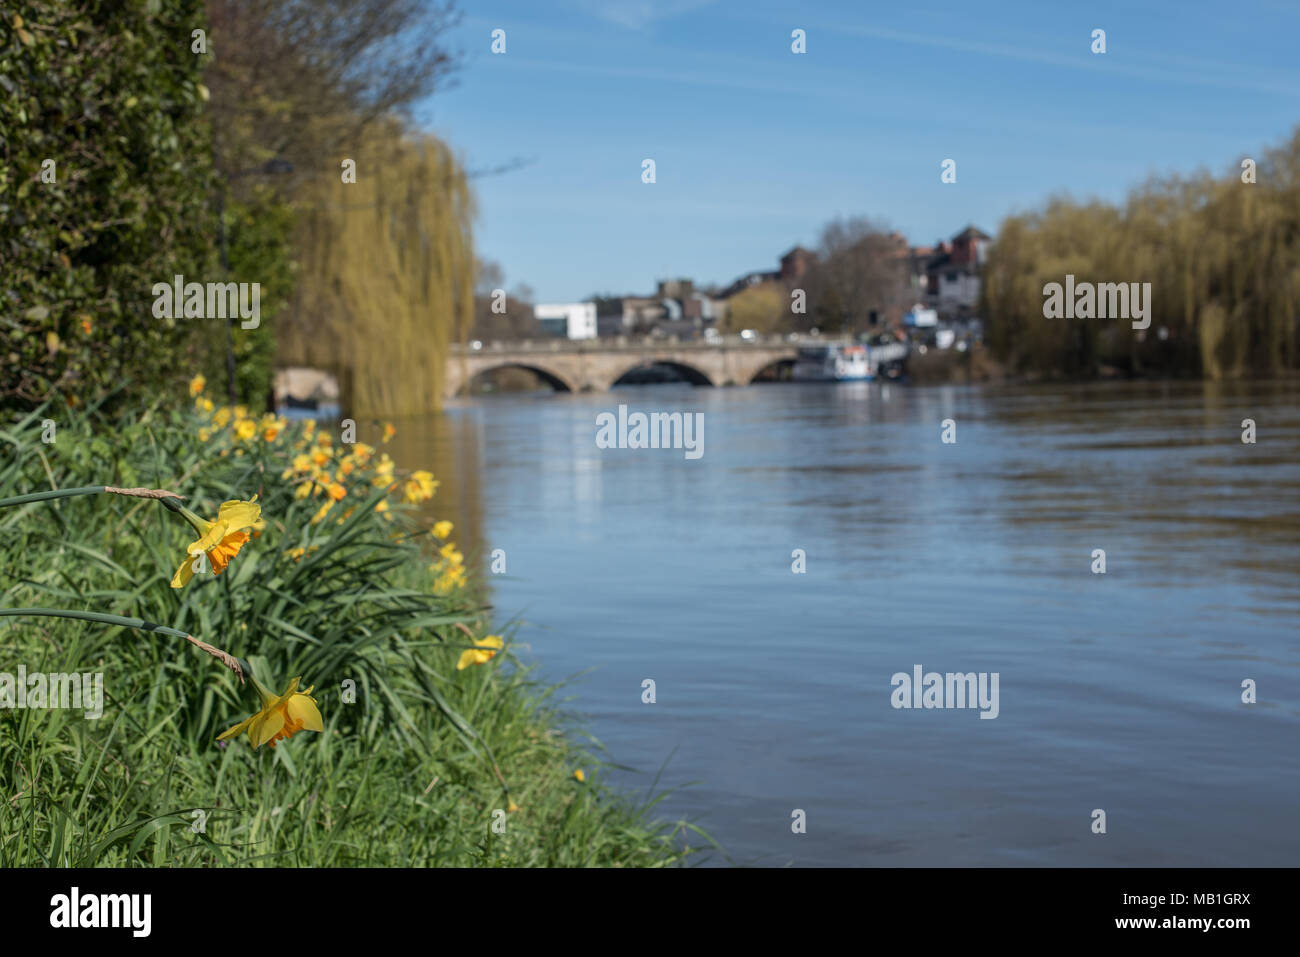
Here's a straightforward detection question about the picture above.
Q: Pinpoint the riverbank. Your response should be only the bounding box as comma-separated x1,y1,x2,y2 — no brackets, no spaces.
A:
0,390,701,866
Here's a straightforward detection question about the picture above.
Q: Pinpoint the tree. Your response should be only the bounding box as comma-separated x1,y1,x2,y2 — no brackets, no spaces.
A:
803,216,909,334
203,0,461,195
721,282,788,335
282,123,475,417
469,260,536,342
980,126,1300,379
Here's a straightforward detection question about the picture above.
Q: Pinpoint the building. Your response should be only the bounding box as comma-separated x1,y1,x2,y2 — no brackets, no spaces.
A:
779,246,815,284
915,226,992,317
534,302,597,340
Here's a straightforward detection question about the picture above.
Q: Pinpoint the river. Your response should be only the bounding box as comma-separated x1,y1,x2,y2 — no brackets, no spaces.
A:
387,378,1300,866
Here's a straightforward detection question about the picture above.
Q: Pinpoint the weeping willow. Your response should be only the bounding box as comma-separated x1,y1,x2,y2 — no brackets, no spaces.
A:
283,124,475,416
982,125,1300,379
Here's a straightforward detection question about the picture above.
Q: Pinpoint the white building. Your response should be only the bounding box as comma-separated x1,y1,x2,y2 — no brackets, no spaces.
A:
535,302,597,340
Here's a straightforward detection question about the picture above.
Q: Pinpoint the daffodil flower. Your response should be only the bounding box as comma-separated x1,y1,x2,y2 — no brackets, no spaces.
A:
457,634,503,670
218,675,323,749
170,497,266,588
403,469,438,504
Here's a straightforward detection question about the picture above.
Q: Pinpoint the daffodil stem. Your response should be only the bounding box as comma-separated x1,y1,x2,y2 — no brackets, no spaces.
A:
157,495,209,535
0,486,106,507
0,608,248,682
0,486,184,508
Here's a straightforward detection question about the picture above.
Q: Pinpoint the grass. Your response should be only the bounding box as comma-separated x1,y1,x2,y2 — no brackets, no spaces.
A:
0,392,708,866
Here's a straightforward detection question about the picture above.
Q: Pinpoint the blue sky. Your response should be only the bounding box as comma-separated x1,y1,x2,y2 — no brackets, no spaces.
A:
414,0,1300,302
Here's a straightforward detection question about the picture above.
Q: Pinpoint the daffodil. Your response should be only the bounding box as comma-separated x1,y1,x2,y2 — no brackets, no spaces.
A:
260,413,283,442
403,469,438,503
433,520,453,539
218,675,323,749
189,374,206,396
574,769,586,783
170,497,266,588
457,634,503,670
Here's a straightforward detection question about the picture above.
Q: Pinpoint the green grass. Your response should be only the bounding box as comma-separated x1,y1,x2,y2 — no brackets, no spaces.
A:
0,396,709,866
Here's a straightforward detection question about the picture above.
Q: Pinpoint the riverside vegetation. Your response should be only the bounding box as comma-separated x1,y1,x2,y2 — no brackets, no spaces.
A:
0,381,703,866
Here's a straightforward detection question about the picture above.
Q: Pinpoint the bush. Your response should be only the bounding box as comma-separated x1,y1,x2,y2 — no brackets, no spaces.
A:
0,0,216,407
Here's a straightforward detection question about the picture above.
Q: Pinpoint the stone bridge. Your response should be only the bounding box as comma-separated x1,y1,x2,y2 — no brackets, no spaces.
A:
445,335,820,397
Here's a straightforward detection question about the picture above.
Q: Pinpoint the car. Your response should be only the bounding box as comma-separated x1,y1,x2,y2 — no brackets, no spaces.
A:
470,340,483,351
739,329,758,341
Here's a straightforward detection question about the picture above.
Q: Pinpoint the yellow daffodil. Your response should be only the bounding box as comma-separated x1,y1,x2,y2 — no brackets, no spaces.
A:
433,520,453,539
189,374,206,396
403,469,438,504
382,422,396,443
434,566,466,592
507,800,520,813
327,482,347,501
170,497,266,588
218,676,323,749
372,455,395,486
234,418,257,442
574,769,586,783
457,634,503,670
261,419,282,442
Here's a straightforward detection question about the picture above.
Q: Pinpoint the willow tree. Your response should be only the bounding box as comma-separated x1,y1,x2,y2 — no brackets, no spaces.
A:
283,125,475,416
981,123,1300,380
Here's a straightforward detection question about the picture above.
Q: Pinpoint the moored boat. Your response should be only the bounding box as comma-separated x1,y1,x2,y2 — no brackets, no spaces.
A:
792,343,873,381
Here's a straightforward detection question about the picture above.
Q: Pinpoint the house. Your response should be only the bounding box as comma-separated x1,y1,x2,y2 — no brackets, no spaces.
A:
779,246,815,284
535,302,597,340
922,226,992,316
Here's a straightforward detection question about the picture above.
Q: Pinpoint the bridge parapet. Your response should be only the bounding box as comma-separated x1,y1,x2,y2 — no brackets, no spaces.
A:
444,335,821,398
450,334,850,356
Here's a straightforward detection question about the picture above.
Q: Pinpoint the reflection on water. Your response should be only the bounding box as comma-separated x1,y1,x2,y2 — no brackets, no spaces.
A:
392,379,1300,866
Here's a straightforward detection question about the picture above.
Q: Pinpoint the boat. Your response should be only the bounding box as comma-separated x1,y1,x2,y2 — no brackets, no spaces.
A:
792,343,873,381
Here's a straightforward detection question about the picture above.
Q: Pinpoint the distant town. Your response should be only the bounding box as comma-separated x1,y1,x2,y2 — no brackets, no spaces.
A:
473,225,993,358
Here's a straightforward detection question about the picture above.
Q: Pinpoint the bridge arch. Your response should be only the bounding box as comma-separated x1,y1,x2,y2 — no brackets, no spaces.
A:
746,356,797,384
607,358,715,389
459,362,576,395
